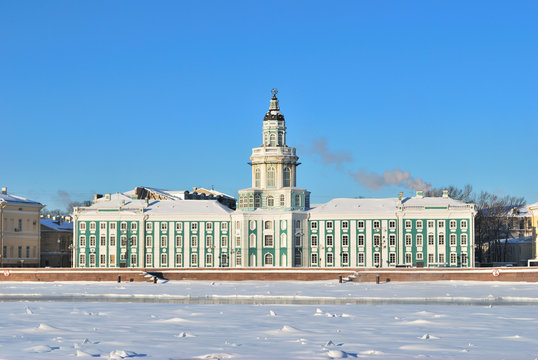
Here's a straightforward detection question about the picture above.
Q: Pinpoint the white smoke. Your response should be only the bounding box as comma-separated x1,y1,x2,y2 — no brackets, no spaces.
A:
311,138,353,166
351,168,432,191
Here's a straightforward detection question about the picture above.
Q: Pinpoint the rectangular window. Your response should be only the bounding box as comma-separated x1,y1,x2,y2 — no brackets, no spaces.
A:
90,222,96,231
80,222,86,231
26,246,30,258
236,236,241,247
161,235,167,247
146,253,152,266
161,253,168,267
428,220,434,228
206,235,213,248
100,222,106,230
311,235,318,247
130,235,137,247
373,220,380,230
357,234,365,246
428,253,434,263
357,221,365,230
110,236,116,246
295,235,301,247
89,235,96,247
326,235,333,247
438,234,445,245
358,253,365,264
450,253,457,265
461,220,468,230
326,221,333,230
342,234,349,247
161,222,168,231
235,252,241,266
296,220,301,229
311,253,318,265
89,253,96,266
326,253,333,265
146,222,153,231
405,234,412,246
146,236,153,247
450,220,456,229
461,253,468,265
461,234,468,246
428,234,434,245
79,253,86,266
206,222,213,231
373,253,380,264
311,221,318,230
438,220,444,228
110,254,115,265
79,236,86,247
131,222,137,231
264,235,273,247
342,221,349,230
405,220,412,229
110,222,116,230
130,254,137,266
416,234,423,246
176,253,182,266
417,252,423,260
191,222,198,231
450,234,457,246
221,254,228,266
120,253,126,261
191,235,198,247
221,235,228,248
389,234,396,246
176,235,183,247
416,220,423,230
191,253,198,267
205,253,213,266
342,253,349,265
176,222,182,231
389,253,395,264
221,222,228,231
389,220,396,230
373,234,380,247
120,222,127,231
100,236,106,246
438,253,445,264
405,253,411,264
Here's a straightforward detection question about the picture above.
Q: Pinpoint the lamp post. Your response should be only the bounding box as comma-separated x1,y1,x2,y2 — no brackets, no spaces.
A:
57,238,61,267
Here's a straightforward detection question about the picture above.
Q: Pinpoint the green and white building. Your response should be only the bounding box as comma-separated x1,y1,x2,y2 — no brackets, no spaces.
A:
73,91,476,268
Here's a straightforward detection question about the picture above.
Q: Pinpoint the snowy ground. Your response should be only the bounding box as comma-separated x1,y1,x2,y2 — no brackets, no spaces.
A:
1,281,538,359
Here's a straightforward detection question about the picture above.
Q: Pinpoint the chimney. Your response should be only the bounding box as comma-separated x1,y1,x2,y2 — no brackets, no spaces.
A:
398,191,403,201
416,190,424,199
442,189,449,198
1,187,6,195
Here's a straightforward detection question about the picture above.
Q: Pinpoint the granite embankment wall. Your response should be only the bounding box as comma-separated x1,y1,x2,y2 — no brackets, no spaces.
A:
1,268,538,282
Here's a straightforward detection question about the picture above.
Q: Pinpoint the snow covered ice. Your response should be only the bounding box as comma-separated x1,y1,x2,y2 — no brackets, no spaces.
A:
1,280,538,359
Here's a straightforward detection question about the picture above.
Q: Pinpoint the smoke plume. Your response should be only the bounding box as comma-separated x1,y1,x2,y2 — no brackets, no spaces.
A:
311,138,353,166
55,190,73,209
351,168,432,191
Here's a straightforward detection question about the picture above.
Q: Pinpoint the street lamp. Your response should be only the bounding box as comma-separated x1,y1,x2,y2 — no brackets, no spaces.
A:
57,238,61,267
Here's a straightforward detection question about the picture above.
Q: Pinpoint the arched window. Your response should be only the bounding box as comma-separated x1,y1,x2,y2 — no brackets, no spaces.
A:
267,196,274,207
254,194,261,208
248,195,254,208
278,133,284,146
267,167,275,187
295,194,301,207
264,253,273,266
279,194,285,207
255,168,261,188
235,250,242,266
264,133,269,146
250,233,256,247
283,167,291,187
270,134,276,146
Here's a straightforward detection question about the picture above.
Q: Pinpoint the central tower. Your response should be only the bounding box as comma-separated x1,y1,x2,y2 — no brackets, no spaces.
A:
238,90,310,211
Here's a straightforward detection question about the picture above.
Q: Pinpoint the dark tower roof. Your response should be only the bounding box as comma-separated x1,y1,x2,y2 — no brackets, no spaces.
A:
264,88,285,121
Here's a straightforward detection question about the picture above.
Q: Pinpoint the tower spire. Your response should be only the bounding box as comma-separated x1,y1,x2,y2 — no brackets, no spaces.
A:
264,88,284,121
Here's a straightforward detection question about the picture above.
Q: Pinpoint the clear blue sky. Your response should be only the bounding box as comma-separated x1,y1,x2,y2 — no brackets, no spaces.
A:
1,1,537,210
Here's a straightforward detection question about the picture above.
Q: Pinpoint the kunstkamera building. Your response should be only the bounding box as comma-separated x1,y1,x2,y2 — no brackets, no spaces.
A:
73,91,476,269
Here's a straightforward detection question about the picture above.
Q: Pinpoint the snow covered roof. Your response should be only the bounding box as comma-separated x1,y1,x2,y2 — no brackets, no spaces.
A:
402,196,471,208
41,218,73,232
0,193,42,206
78,192,233,216
310,198,400,214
